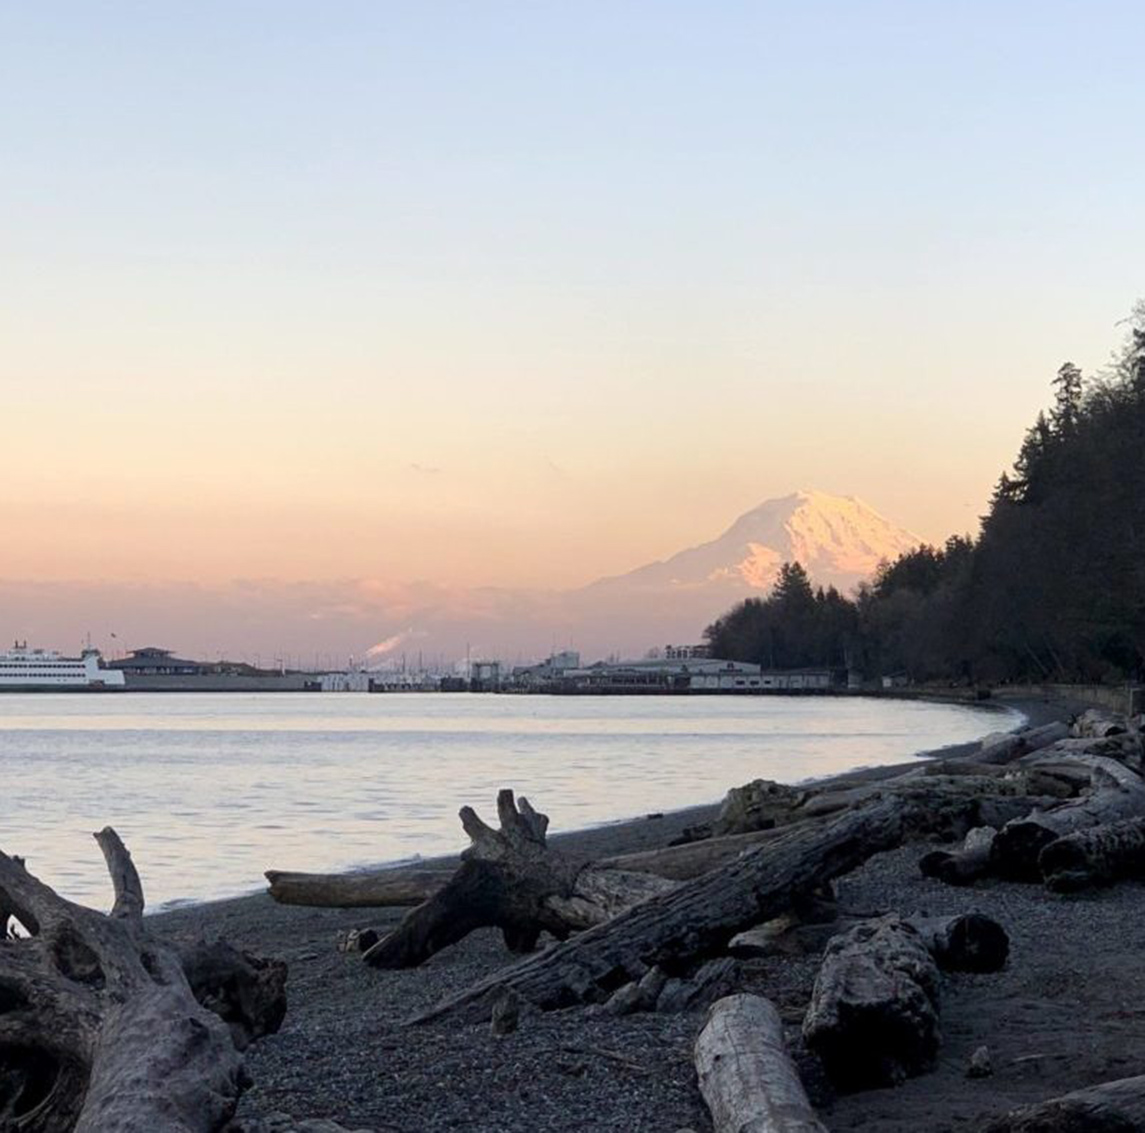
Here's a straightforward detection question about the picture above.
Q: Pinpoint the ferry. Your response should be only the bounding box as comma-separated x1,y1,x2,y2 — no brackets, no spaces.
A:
0,643,126,691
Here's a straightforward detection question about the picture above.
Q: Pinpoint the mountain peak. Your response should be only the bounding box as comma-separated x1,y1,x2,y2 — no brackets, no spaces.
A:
595,490,922,596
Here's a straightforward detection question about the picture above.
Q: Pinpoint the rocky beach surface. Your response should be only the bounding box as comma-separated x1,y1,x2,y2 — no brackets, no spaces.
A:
136,692,1145,1132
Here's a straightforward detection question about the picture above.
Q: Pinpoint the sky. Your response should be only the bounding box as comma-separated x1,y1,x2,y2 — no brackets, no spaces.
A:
2,1,1143,607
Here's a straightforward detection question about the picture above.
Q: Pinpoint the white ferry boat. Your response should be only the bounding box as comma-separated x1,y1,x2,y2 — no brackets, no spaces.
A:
0,643,126,690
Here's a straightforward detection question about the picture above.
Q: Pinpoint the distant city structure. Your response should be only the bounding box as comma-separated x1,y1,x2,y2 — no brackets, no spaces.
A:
507,651,836,694
663,644,711,660
108,647,315,691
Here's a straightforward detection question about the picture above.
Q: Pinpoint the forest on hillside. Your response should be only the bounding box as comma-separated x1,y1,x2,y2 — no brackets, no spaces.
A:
705,303,1145,684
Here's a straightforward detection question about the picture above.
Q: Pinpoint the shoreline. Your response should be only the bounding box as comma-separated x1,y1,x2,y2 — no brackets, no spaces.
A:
154,693,1041,917
148,693,1096,1131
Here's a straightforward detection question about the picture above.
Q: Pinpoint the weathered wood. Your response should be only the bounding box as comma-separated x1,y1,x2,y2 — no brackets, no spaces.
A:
267,826,787,911
1038,815,1145,892
802,914,941,1090
992,756,1145,880
362,791,675,969
656,957,739,1014
598,827,785,880
977,721,1070,765
919,826,997,885
264,867,454,908
695,994,826,1133
713,779,804,836
1073,709,1129,739
176,940,288,1051
0,829,248,1132
408,795,911,1026
982,1072,1145,1132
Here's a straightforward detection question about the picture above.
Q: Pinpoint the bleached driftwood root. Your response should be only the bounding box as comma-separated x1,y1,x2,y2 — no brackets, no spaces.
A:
695,994,826,1133
0,829,270,1132
362,791,676,968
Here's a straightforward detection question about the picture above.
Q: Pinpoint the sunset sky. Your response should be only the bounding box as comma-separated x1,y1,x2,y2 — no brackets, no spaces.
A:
2,2,1142,598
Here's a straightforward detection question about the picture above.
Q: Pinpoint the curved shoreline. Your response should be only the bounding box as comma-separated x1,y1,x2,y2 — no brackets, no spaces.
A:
152,694,1050,916
145,693,1083,1131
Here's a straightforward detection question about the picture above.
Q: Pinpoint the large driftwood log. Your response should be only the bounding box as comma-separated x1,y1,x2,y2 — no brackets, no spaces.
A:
362,791,675,969
1038,815,1145,893
695,994,826,1133
0,829,253,1132
982,1073,1145,1132
801,914,941,1090
991,756,1145,880
408,795,915,1026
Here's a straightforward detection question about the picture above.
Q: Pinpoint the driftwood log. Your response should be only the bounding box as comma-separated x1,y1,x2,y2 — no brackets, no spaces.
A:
407,793,951,1026
265,825,791,909
977,721,1071,765
362,791,676,968
983,1072,1145,1132
991,756,1145,880
919,826,997,886
802,912,1008,1091
265,867,453,908
695,994,826,1133
0,829,287,1132
1038,815,1145,893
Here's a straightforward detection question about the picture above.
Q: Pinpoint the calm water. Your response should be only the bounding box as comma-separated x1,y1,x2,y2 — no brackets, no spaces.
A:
0,692,1021,910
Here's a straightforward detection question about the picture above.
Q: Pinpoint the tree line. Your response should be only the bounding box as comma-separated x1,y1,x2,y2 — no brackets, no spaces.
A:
705,303,1145,684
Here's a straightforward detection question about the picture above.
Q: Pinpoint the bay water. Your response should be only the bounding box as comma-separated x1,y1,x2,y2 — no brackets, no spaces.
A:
0,692,1020,910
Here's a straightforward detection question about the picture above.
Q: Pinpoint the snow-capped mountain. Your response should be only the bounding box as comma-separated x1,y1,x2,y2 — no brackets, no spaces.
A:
591,490,922,596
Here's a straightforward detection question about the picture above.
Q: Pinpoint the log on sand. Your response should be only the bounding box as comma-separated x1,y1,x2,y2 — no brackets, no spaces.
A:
983,1073,1145,1132
1038,815,1145,893
408,794,918,1026
977,721,1071,765
0,829,286,1132
695,994,826,1133
991,756,1145,880
362,791,676,969
919,826,997,886
265,867,454,908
